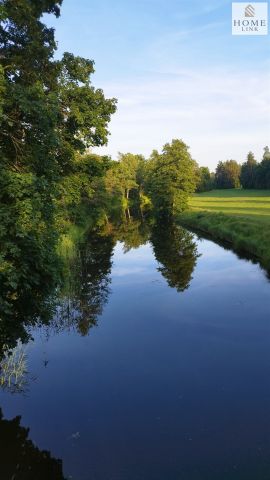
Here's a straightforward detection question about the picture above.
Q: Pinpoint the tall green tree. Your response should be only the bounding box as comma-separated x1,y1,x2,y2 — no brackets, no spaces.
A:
263,146,270,161
0,0,63,321
196,166,213,192
109,153,144,200
215,160,241,189
240,152,257,189
57,52,116,172
146,139,198,216
255,146,270,188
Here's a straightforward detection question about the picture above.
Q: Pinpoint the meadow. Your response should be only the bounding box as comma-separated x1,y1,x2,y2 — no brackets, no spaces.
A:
180,189,270,270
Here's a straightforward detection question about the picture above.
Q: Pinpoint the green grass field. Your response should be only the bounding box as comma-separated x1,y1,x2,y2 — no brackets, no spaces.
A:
179,189,270,270
190,189,270,222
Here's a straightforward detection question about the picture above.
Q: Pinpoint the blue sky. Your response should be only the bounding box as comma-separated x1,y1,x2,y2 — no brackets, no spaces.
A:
46,0,270,168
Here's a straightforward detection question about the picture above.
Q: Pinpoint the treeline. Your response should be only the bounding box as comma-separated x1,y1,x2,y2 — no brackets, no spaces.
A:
196,147,270,192
105,139,198,217
61,138,198,224
56,139,198,225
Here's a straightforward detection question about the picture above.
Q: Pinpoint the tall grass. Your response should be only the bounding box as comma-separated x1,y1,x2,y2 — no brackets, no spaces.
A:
0,343,28,393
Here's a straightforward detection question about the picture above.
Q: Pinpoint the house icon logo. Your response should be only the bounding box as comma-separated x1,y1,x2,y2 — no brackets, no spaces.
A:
245,4,255,17
232,2,268,35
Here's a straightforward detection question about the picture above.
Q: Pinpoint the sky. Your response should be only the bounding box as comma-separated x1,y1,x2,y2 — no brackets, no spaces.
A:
46,0,270,169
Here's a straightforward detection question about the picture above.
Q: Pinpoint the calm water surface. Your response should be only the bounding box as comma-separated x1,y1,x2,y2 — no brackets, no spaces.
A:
1,223,270,480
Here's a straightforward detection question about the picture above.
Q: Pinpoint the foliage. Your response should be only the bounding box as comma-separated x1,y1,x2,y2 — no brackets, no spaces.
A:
56,153,112,228
0,0,116,327
57,52,116,173
145,139,198,216
254,147,270,189
196,166,213,192
240,152,257,189
237,147,270,190
215,160,241,189
105,153,145,206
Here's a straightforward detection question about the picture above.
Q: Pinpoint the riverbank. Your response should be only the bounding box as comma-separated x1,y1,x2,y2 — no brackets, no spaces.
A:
179,189,270,271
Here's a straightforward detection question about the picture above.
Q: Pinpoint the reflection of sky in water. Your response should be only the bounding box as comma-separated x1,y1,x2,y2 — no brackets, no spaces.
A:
112,242,159,282
1,231,270,480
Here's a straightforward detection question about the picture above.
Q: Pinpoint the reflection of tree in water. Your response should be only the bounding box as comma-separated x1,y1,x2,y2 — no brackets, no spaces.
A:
0,222,116,352
151,221,199,292
0,409,66,480
57,227,114,336
0,287,57,354
113,218,150,252
0,217,198,353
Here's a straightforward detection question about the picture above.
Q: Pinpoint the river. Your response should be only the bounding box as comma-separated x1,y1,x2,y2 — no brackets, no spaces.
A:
1,221,270,480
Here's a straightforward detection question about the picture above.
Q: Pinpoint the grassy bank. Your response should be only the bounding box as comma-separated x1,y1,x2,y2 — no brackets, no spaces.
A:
179,189,270,270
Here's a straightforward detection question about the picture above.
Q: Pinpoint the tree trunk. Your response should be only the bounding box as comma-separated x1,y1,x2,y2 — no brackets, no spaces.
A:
125,208,131,221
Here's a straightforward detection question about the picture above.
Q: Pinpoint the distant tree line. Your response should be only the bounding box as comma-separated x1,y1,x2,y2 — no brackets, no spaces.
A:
241,147,270,189
196,146,270,192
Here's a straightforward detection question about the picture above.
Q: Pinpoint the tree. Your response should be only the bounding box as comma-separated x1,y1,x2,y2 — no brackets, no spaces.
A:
0,0,63,321
146,139,198,216
117,153,142,199
0,0,116,321
215,160,241,189
196,166,213,192
106,153,145,201
240,152,257,189
263,146,270,161
57,153,112,228
255,146,270,188
57,52,116,173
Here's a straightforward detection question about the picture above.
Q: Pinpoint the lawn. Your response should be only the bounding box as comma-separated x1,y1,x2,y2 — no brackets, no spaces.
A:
179,189,270,271
190,189,270,222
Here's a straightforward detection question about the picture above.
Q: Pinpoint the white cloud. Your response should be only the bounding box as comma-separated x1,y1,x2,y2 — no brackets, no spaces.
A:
95,67,270,169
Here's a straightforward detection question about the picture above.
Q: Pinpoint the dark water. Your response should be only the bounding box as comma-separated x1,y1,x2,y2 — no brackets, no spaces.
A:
1,221,270,480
